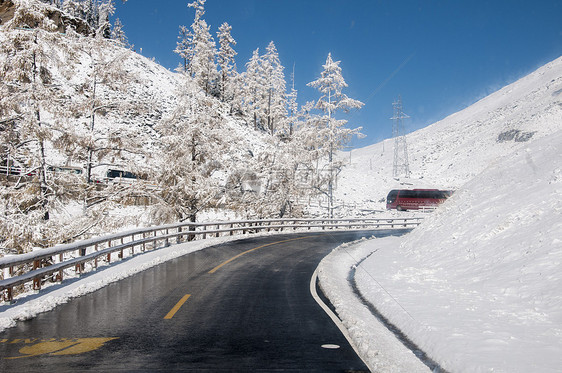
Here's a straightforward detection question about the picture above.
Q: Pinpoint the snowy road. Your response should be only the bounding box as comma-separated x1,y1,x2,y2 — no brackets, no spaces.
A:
0,231,406,372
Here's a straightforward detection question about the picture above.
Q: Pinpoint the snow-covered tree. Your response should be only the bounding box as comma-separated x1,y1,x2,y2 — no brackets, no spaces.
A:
59,0,117,37
111,17,128,46
0,24,80,252
190,18,218,96
286,65,298,138
95,0,115,38
216,22,237,104
58,33,147,187
63,0,85,21
174,0,218,95
307,53,364,217
175,25,193,74
238,42,288,135
152,75,229,224
260,41,287,136
241,48,264,129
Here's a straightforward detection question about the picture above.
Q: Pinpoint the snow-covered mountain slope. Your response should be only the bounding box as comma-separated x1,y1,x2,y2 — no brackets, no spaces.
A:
0,26,180,168
336,56,562,210
320,55,562,372
343,122,562,373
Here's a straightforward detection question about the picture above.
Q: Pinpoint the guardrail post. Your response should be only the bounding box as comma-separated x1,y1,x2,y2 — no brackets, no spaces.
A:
230,223,234,236
202,225,207,240
130,235,135,255
75,247,86,273
142,233,147,252
216,224,220,238
92,244,98,270
165,229,170,247
107,241,112,263
117,238,123,259
177,227,182,244
33,260,41,290
188,226,195,242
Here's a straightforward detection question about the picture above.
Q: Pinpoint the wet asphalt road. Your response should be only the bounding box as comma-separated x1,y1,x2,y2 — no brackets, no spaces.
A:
0,230,408,372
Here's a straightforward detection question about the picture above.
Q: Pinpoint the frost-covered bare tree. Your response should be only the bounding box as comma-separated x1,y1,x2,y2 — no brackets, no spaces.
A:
0,7,81,252
307,53,364,217
151,74,229,224
286,66,298,138
175,0,218,96
238,43,287,135
59,33,143,186
261,41,287,136
190,20,217,96
241,48,264,130
110,17,127,46
216,22,237,105
175,25,193,74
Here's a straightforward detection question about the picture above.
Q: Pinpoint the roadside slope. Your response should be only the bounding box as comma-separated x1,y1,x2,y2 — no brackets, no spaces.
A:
330,129,562,372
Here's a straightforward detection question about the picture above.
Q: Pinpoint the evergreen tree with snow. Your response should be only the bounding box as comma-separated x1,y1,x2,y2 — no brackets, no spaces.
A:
307,53,363,218
96,0,115,38
238,42,288,135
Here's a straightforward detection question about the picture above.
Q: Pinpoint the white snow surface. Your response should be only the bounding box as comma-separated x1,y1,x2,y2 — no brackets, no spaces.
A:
319,56,562,372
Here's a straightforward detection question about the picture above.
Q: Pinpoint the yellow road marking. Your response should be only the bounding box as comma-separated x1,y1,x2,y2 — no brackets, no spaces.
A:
4,338,118,359
208,236,311,274
164,294,191,319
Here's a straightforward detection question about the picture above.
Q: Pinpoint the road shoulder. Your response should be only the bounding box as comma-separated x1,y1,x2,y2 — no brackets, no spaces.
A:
317,236,430,372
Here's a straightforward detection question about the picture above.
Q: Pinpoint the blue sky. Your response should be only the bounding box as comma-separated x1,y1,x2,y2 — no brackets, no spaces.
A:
114,0,562,148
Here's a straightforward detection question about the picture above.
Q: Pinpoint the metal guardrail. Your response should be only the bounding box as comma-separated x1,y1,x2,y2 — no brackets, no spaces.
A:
0,217,423,301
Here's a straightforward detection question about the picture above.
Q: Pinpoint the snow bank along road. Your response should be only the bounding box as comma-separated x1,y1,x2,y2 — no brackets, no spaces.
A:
0,231,407,372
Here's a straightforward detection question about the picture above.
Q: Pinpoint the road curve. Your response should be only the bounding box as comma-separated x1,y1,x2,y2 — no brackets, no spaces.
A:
0,230,408,372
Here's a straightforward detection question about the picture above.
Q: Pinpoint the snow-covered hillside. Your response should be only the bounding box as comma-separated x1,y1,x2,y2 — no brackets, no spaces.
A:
336,56,562,211
0,5,287,253
320,55,562,372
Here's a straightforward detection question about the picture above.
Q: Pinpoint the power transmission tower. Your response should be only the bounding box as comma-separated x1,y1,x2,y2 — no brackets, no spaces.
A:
392,95,410,178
